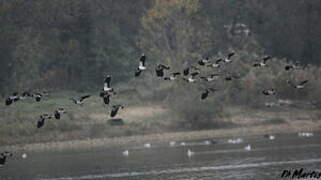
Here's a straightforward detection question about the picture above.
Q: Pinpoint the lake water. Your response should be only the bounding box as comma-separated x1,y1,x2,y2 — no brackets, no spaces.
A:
1,132,321,180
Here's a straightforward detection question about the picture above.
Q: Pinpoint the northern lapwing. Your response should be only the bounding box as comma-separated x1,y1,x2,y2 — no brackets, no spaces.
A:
198,57,210,66
54,107,66,119
110,105,124,118
5,92,20,105
207,58,223,68
164,72,181,81
200,74,220,82
201,88,219,100
285,61,300,71
253,56,271,67
155,64,170,77
223,52,235,63
183,72,199,83
262,89,276,96
70,95,91,105
37,114,52,128
103,75,114,93
135,53,146,77
287,80,308,89
0,151,13,166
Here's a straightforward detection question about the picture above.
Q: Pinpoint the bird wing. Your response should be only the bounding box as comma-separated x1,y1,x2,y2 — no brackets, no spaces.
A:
215,58,223,64
172,72,181,76
263,56,271,63
191,72,199,77
140,55,146,66
135,69,142,77
183,67,189,76
80,95,90,102
104,75,111,86
299,80,308,85
227,52,235,59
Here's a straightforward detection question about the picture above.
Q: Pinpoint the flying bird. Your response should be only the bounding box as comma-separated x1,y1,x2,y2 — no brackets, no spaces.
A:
201,88,219,100
70,95,91,105
200,74,220,82
223,52,235,63
183,72,199,83
198,57,210,66
285,61,300,71
164,72,181,81
183,66,200,76
224,73,239,81
54,108,66,119
37,114,52,128
110,105,124,118
102,93,111,105
207,59,223,68
155,64,170,77
5,92,20,106
253,56,271,67
0,152,13,166
287,80,308,89
103,75,114,93
135,53,146,77
262,89,276,96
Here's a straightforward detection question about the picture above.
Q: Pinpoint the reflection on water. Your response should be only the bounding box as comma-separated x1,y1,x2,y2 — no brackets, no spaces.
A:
1,132,321,180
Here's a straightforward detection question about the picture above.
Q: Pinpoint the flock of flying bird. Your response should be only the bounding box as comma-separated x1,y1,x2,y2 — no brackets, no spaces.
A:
1,51,309,166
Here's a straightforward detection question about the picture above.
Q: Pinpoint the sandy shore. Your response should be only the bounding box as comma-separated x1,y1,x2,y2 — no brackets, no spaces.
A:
1,119,320,152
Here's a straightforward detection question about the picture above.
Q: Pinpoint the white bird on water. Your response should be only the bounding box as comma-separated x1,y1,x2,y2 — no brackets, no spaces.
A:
22,153,27,159
169,141,176,147
244,144,252,151
187,149,195,157
144,143,151,148
122,150,129,156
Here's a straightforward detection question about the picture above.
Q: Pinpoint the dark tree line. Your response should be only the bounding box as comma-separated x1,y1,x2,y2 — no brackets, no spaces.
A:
0,0,320,96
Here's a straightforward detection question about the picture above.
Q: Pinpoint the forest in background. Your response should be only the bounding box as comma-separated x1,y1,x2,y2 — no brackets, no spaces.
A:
1,0,321,145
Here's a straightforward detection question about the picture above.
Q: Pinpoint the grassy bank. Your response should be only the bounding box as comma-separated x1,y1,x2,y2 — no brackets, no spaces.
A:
1,90,321,151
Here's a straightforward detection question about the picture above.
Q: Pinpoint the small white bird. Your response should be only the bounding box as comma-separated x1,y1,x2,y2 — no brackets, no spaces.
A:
22,153,27,159
122,150,129,156
187,149,195,157
244,144,251,151
180,142,186,146
169,141,176,147
144,143,151,148
203,140,211,145
264,134,275,140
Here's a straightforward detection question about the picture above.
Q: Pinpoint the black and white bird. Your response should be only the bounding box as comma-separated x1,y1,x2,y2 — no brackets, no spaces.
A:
155,64,170,77
198,57,210,66
37,114,52,128
253,56,271,67
33,93,43,102
224,74,239,81
207,59,223,68
110,105,124,118
5,92,20,105
262,89,276,96
164,72,181,81
103,75,114,93
102,93,111,105
184,72,199,83
135,53,146,77
0,151,13,166
201,88,219,100
70,95,91,105
287,80,308,89
223,52,235,63
54,108,66,120
200,74,220,82
285,61,300,71
183,66,200,76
